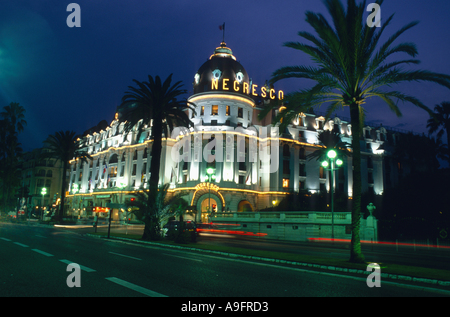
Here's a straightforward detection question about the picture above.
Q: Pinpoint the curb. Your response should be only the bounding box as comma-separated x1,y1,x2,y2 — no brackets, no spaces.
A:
87,234,450,288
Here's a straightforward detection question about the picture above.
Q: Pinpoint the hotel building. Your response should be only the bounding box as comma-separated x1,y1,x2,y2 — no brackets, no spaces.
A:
65,42,400,233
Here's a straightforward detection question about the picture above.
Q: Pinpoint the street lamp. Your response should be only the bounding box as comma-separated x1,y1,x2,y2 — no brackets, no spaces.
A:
41,187,47,221
321,149,343,240
72,184,79,219
206,167,215,221
117,182,127,234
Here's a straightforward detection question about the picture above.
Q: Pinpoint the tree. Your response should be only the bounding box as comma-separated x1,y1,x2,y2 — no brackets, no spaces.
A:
306,128,351,162
117,74,195,240
41,131,91,222
126,183,189,241
260,0,450,262
427,102,450,163
0,102,26,215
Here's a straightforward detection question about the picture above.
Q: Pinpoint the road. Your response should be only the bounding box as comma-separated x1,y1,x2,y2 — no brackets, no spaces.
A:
0,223,449,301
77,223,450,271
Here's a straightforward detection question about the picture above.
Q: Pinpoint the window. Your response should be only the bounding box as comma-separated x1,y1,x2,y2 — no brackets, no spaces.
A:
299,147,306,160
282,178,289,188
283,160,290,174
283,144,290,157
238,107,243,118
142,163,147,175
132,164,137,176
226,105,230,116
211,105,218,116
109,166,117,176
299,163,306,176
319,166,325,179
239,175,245,184
119,164,125,177
299,131,304,140
201,106,204,116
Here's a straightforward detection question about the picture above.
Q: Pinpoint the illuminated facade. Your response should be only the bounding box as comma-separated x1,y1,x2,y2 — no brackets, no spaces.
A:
66,42,395,223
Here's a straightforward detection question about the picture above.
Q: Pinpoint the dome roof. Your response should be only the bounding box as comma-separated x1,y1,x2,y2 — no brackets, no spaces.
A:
193,42,250,96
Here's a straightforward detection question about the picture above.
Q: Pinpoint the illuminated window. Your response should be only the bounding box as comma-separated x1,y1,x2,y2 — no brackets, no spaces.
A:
282,178,289,188
201,106,204,116
226,105,230,116
212,105,218,116
319,166,325,179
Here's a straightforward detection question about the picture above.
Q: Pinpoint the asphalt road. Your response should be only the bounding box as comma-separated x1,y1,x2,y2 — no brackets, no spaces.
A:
84,223,450,271
1,223,449,301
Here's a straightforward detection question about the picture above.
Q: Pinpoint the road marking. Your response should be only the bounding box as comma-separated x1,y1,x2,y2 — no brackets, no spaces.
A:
35,234,47,238
59,260,96,272
13,242,29,247
32,249,54,257
163,253,202,262
109,251,142,260
0,237,11,241
105,277,167,297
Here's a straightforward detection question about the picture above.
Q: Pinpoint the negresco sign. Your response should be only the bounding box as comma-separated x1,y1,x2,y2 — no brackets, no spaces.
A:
211,78,284,100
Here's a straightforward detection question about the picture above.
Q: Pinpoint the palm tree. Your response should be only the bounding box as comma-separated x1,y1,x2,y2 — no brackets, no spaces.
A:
260,0,450,262
126,183,189,240
0,102,26,215
306,128,351,162
41,131,91,222
117,74,195,239
0,102,27,134
427,102,450,163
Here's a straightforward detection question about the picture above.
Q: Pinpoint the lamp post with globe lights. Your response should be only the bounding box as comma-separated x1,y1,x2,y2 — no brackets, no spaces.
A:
321,149,343,240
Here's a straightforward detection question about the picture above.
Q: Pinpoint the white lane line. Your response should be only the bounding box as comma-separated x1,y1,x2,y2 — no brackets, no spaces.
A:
35,234,47,238
59,259,96,272
13,242,29,247
0,237,11,241
109,251,142,260
163,253,202,262
105,277,167,297
32,249,54,257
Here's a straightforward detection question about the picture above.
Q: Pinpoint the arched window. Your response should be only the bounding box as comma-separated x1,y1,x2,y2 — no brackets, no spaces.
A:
299,147,306,160
109,154,118,164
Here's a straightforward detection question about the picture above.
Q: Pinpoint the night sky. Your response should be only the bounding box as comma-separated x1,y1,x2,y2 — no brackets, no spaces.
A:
1,0,450,155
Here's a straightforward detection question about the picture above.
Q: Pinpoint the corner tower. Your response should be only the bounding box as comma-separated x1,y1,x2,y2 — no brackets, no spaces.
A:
189,42,255,128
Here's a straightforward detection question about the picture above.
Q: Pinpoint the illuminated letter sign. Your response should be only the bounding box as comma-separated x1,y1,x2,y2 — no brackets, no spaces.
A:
210,78,284,100
252,84,258,96
211,79,219,90
233,80,240,92
243,82,249,94
269,88,276,100
222,78,229,90
261,86,267,98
